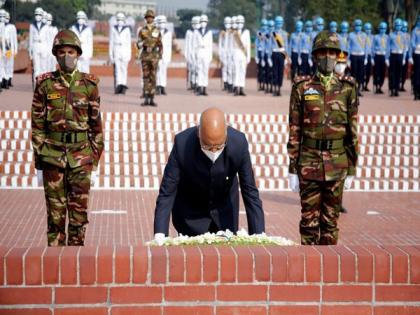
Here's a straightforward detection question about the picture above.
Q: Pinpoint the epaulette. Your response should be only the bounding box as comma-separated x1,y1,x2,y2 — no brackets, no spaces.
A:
293,75,311,85
36,72,54,84
340,75,356,85
83,73,99,85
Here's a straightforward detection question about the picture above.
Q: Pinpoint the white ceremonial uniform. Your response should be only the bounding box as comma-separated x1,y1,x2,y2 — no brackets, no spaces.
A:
227,29,235,86
157,28,172,87
185,28,195,85
109,25,132,86
29,21,49,79
219,29,228,82
4,22,18,81
47,24,58,71
0,22,6,84
71,23,93,73
233,28,251,88
193,27,213,87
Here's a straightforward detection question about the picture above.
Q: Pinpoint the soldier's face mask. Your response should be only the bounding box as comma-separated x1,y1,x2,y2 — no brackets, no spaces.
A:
334,62,346,75
117,20,124,27
316,49,337,74
238,23,244,30
201,21,207,28
35,15,42,22
78,18,85,25
56,46,78,73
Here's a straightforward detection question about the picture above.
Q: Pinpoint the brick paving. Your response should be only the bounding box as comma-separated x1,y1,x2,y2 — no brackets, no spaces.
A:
0,74,419,248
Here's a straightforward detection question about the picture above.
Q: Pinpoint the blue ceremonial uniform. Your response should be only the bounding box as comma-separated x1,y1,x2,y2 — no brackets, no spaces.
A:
400,27,410,91
387,29,405,95
348,30,368,93
412,24,420,100
299,23,313,76
363,26,374,90
270,27,288,95
372,32,388,93
290,31,302,79
255,29,267,90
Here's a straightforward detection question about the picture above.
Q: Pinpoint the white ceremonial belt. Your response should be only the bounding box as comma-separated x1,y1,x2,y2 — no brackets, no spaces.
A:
272,48,285,52
115,43,123,45
415,50,420,54
292,50,299,53
391,50,403,54
351,52,365,56
300,50,309,54
375,52,385,55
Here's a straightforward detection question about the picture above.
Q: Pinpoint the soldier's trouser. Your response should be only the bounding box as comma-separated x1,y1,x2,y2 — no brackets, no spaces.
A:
233,54,247,88
299,178,344,245
350,55,365,89
291,52,299,79
4,55,14,80
373,54,386,87
389,53,403,92
0,54,4,81
49,54,57,72
32,51,49,79
141,59,158,96
364,54,372,87
401,55,409,87
197,57,210,87
299,53,311,76
157,59,168,87
42,163,92,246
414,53,420,96
257,51,265,84
265,56,273,85
77,57,90,74
222,61,228,83
227,57,234,85
272,52,285,87
115,58,129,86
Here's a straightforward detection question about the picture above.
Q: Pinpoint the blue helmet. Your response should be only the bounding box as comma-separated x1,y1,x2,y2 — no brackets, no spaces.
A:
261,18,268,27
394,18,402,31
378,21,387,32
417,15,420,25
275,16,284,27
364,22,372,31
329,21,337,32
295,20,303,32
305,20,313,32
268,19,275,29
315,17,324,31
340,21,349,33
402,20,408,32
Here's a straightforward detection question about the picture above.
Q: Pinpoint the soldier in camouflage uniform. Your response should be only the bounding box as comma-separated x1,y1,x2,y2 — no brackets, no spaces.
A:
287,30,359,245
31,30,104,246
137,10,162,106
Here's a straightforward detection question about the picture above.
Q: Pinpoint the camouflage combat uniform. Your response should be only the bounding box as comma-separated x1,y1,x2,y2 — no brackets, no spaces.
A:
31,30,104,246
137,10,162,104
287,31,359,245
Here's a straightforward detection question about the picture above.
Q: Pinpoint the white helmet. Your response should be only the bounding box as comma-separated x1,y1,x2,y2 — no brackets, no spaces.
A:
77,11,87,20
34,7,44,16
116,12,126,21
200,14,208,23
160,15,167,23
47,13,53,22
42,11,48,19
192,16,200,25
224,16,232,24
0,9,6,18
237,15,245,24
154,15,162,23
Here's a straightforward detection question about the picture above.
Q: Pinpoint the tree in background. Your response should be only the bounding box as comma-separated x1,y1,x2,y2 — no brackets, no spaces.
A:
176,9,202,37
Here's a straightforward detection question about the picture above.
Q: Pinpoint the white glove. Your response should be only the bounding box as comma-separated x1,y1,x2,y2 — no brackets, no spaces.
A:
37,170,43,187
284,58,289,66
261,59,266,67
109,56,114,64
385,59,390,67
255,57,259,64
288,174,300,193
154,233,166,246
308,58,313,67
90,171,96,186
409,58,414,65
347,60,351,68
364,58,368,66
267,58,273,67
371,58,375,66
344,176,354,190
298,56,302,65
402,58,406,66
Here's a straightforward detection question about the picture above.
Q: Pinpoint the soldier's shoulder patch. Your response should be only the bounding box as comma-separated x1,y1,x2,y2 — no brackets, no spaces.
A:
83,73,99,85
36,72,53,84
293,75,311,85
340,75,356,85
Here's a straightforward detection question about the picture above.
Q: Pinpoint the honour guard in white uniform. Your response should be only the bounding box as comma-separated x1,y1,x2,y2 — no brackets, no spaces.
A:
71,11,93,73
46,13,58,71
2,11,17,89
232,15,250,96
219,16,231,91
156,15,172,95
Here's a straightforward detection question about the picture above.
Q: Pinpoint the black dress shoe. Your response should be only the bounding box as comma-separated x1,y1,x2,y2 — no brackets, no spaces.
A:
340,207,348,213
239,87,246,96
161,87,167,95
149,96,157,106
8,79,13,88
141,96,149,106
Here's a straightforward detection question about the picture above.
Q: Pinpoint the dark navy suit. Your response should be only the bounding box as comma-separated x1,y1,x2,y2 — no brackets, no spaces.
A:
153,126,265,236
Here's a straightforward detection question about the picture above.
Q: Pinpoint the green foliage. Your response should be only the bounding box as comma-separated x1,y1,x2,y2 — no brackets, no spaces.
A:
177,9,202,36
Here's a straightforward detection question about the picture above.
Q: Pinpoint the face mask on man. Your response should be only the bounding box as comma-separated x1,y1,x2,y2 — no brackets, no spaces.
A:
334,63,346,76
201,22,207,29
57,54,78,73
78,18,85,25
117,20,124,27
238,23,244,30
35,15,42,22
201,148,224,163
317,55,336,74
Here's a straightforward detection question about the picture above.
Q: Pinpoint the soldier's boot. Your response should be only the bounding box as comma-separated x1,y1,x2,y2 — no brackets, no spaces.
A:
223,82,227,91
114,85,120,94
1,79,8,89
239,87,246,96
162,87,167,95
8,79,13,88
121,85,128,95
149,95,157,107
141,95,150,106
195,86,201,95
229,84,234,93
394,89,399,97
340,206,348,213
234,87,239,96
202,87,208,96
156,86,162,95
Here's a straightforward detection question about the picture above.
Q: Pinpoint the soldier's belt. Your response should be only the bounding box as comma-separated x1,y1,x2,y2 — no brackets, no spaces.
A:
47,131,88,144
351,52,365,56
303,138,344,150
143,46,159,53
391,50,403,55
375,52,386,55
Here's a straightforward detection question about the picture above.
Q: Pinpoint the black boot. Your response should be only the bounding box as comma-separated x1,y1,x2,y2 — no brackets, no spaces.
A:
239,87,246,96
233,87,239,96
202,87,208,96
141,95,149,106
223,82,227,91
8,78,12,88
340,206,348,213
1,79,8,89
149,95,157,106
115,85,121,94
161,87,167,95
120,85,128,95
